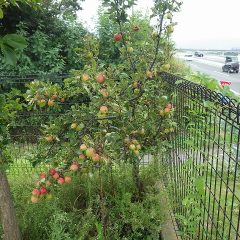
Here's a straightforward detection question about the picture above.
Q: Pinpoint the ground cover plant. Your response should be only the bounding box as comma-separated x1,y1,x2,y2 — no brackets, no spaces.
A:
5,161,165,239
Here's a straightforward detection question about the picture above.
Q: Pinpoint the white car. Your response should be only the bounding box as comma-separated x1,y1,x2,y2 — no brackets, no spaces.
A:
184,54,193,61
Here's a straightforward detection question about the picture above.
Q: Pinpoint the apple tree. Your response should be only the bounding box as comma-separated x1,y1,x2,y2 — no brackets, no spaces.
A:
24,0,181,195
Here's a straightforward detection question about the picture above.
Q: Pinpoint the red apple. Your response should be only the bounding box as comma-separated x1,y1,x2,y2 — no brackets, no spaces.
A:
49,168,56,176
80,144,87,151
32,189,40,196
114,33,122,41
166,103,172,109
92,153,101,162
96,73,106,84
53,172,60,179
40,187,48,195
70,163,79,171
164,107,171,113
65,176,72,184
58,177,65,185
79,154,86,160
39,172,46,179
100,105,108,113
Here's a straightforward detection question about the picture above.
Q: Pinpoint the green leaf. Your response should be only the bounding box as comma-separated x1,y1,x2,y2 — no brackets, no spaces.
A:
195,176,205,196
2,34,27,50
1,44,17,65
95,222,104,240
0,8,3,19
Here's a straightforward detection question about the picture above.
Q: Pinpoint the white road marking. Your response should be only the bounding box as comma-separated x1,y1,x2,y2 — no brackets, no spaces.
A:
193,58,223,67
189,63,202,70
213,71,230,77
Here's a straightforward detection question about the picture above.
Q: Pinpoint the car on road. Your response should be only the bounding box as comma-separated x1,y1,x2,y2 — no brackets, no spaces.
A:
222,56,239,73
183,54,193,61
194,51,204,57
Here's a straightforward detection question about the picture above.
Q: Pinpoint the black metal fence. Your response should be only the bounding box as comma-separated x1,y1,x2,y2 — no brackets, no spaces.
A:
2,73,240,239
1,74,70,178
161,72,240,239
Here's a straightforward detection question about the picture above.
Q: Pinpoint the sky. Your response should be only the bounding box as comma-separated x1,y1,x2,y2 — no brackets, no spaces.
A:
77,0,240,50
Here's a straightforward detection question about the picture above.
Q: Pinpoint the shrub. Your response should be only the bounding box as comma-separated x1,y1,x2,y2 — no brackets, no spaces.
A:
8,162,165,239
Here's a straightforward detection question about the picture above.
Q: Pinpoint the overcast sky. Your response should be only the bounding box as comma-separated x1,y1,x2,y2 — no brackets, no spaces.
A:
78,0,240,50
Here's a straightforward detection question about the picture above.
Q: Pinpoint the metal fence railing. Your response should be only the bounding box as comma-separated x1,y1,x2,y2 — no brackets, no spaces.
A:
2,72,240,239
161,72,240,240
1,74,71,178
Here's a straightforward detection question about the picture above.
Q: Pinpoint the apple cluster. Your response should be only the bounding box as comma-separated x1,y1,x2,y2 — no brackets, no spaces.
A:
114,25,140,43
124,137,142,156
31,169,72,203
76,72,107,84
70,122,84,132
79,144,101,162
34,93,65,107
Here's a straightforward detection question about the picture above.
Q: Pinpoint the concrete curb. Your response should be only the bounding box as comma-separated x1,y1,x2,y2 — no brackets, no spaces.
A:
159,183,180,240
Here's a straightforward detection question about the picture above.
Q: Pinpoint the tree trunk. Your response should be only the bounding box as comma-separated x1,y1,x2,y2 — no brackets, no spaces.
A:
132,158,144,202
0,170,21,240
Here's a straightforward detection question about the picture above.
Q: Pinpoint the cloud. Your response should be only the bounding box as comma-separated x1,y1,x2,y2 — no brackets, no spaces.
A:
77,0,240,49
173,0,240,49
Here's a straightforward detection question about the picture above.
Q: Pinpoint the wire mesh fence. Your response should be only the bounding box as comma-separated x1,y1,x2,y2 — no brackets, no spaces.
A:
1,74,70,178
2,72,240,239
161,72,240,239
1,73,153,179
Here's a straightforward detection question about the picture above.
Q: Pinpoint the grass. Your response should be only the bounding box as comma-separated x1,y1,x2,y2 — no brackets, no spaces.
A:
169,156,240,240
6,143,51,180
202,171,240,240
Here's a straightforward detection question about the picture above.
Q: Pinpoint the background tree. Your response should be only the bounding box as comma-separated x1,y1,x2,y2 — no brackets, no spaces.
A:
0,0,41,65
0,0,86,74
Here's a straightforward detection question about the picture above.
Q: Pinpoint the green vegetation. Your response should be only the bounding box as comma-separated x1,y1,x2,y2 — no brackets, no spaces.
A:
4,160,165,240
0,0,183,239
2,0,238,239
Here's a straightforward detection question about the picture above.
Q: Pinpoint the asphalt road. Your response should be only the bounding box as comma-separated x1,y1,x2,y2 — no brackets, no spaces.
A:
185,56,240,93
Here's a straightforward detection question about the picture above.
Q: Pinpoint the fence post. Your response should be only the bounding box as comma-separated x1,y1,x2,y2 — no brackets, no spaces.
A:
0,153,21,240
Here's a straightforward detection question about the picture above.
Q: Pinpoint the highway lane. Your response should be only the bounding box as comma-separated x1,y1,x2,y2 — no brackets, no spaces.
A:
185,57,240,93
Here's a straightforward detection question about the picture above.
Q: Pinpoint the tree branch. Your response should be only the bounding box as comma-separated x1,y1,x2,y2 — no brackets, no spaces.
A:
149,11,166,71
